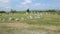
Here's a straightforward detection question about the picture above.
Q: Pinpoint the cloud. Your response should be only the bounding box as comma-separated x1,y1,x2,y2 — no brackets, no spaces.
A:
0,0,60,11
0,0,10,3
15,4,29,11
24,0,32,3
15,0,33,10
0,0,11,11
33,3,41,6
0,0,10,7
0,3,11,10
21,0,32,5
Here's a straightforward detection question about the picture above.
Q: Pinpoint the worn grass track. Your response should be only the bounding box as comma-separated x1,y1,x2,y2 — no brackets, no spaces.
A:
0,23,60,31
0,23,60,34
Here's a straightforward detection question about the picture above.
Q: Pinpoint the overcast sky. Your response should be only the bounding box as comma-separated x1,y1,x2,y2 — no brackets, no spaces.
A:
0,0,60,11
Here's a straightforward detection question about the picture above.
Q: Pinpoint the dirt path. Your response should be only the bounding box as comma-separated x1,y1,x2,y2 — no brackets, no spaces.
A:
0,23,60,31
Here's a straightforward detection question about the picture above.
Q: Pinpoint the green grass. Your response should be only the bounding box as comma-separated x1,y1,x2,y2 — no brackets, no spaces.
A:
0,12,60,34
0,12,60,26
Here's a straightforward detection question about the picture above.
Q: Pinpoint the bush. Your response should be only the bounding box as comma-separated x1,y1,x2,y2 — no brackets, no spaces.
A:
27,9,30,13
47,10,56,12
0,11,6,13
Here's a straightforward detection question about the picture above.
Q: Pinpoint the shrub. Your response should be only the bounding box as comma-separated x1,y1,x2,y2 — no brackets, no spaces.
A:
27,9,30,13
0,11,6,13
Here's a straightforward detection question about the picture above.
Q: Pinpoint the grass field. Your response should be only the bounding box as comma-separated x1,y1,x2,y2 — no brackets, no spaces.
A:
0,12,60,34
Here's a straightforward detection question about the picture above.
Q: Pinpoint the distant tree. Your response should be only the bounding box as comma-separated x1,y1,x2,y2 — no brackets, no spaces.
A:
0,11,6,13
47,10,56,12
27,9,30,13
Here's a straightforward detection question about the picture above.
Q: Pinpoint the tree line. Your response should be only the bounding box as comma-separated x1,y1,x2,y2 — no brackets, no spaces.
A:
0,9,60,13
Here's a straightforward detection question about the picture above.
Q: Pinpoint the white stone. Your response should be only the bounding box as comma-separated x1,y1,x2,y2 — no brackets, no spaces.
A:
40,13,43,16
35,14,37,15
34,14,41,19
35,16,41,19
8,17,12,21
15,18,20,21
45,12,48,15
29,16,33,19
26,12,28,14
27,16,33,19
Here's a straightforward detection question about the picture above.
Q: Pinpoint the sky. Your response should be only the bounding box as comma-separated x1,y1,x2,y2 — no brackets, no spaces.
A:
0,0,60,11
